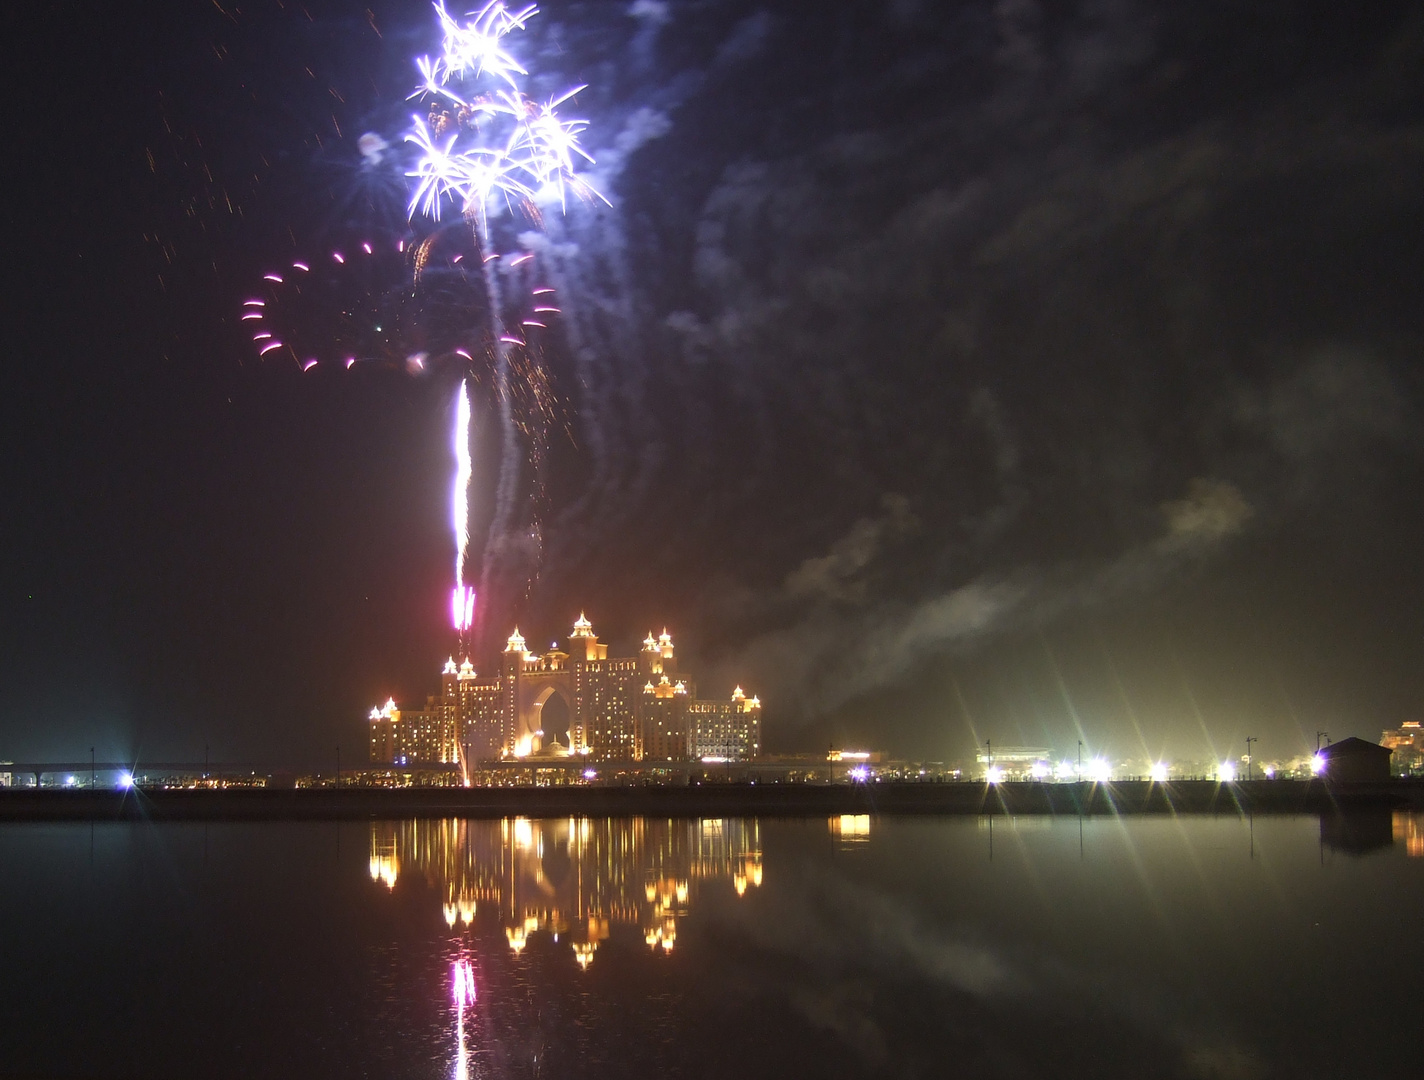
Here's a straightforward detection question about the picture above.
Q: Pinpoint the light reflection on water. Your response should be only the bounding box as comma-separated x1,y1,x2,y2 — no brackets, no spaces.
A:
1,811,1423,1078
369,817,763,969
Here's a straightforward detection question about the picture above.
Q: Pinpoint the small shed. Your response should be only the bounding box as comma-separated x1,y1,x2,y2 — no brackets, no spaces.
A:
1317,737,1393,783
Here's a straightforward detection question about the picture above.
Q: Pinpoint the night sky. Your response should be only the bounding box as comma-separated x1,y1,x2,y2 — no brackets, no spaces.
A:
2,0,1422,768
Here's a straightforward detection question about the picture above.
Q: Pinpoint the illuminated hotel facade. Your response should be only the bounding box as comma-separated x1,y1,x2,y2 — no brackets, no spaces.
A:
369,614,762,767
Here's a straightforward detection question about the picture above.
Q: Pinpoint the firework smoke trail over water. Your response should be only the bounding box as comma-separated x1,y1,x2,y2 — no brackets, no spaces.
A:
406,0,605,648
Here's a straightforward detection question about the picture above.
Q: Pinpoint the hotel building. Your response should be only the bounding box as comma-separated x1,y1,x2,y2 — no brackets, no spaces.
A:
369,614,761,768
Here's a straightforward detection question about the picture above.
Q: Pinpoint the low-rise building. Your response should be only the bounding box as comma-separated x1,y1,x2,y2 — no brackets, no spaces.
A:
1316,737,1392,784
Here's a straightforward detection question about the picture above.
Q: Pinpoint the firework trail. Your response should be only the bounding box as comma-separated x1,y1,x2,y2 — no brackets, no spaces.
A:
406,0,603,650
451,380,476,639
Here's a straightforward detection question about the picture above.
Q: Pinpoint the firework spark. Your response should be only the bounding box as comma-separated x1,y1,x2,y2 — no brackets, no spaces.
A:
405,0,597,652
240,227,492,372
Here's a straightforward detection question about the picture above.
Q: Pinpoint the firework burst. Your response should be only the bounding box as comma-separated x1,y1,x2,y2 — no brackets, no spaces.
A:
405,0,601,651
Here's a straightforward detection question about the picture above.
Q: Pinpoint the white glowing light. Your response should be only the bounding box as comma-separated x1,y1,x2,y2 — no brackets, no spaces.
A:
1310,753,1325,776
849,766,870,782
428,1,535,90
582,768,597,780
985,765,1005,785
1087,758,1113,784
118,773,134,789
1149,763,1169,783
1219,761,1237,782
406,4,604,222
452,958,476,1008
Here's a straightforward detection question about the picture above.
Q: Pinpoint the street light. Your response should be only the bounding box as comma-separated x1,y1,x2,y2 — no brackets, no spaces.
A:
90,747,95,790
1245,737,1257,781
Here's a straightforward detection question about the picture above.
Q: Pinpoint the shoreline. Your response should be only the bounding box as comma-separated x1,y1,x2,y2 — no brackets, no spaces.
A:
1,779,1421,822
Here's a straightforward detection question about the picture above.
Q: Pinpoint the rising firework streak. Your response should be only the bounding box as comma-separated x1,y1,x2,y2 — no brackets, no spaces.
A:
406,0,602,652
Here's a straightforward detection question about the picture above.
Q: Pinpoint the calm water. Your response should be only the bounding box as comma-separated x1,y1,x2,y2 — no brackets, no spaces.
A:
2,811,1422,1078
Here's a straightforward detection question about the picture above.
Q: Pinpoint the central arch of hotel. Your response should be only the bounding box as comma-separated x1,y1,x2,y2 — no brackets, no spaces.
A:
516,671,575,755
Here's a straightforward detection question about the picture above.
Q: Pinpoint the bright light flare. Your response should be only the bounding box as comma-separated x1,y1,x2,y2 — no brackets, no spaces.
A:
1219,761,1237,782
1086,758,1113,783
118,772,134,789
1310,753,1326,776
985,765,1005,784
1149,763,1169,783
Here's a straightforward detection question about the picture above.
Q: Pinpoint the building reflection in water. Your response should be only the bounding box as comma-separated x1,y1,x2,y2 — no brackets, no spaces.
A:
828,814,871,848
1393,812,1424,857
369,817,763,968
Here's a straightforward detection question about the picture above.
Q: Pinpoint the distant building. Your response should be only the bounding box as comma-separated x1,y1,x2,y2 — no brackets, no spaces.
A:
1380,722,1424,776
1316,737,1392,784
975,746,1053,780
369,615,761,770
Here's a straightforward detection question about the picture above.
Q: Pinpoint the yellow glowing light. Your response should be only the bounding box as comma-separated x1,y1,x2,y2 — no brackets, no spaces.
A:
444,904,458,927
830,814,871,837
513,818,534,849
734,874,747,896
506,926,527,953
1149,763,1168,783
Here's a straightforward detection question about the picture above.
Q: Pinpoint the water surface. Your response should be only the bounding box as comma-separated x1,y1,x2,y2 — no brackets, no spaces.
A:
2,812,1420,1078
